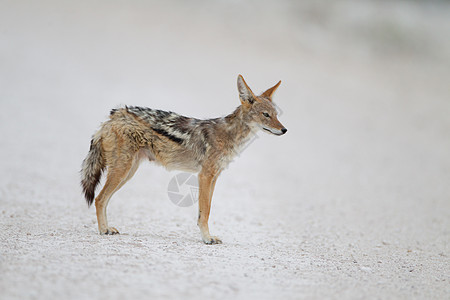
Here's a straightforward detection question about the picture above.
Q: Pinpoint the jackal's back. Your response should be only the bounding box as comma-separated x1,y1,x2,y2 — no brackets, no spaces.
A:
107,106,221,172
115,106,196,145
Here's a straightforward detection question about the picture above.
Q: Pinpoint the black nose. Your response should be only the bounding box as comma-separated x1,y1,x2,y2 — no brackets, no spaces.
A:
281,128,287,134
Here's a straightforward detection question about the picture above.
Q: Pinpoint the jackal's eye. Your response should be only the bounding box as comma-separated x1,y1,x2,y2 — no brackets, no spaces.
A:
262,112,270,118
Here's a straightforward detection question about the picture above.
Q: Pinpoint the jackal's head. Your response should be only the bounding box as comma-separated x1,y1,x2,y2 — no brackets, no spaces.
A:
237,75,287,136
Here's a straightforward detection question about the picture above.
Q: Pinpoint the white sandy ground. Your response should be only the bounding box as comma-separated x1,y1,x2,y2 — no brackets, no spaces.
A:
0,0,449,299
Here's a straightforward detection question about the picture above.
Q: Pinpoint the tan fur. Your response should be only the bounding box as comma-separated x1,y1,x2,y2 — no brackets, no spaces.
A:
80,75,287,244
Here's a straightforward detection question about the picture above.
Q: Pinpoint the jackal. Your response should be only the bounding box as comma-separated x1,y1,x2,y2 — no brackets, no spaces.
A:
81,75,287,244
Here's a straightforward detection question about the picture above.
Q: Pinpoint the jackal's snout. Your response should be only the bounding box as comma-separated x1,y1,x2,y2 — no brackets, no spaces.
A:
263,115,287,136
263,125,287,136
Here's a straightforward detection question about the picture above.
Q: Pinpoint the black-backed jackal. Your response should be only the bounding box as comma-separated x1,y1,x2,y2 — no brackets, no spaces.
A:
81,75,287,244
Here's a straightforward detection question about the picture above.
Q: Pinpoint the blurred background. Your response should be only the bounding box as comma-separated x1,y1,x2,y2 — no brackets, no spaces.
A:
1,0,449,299
1,0,449,205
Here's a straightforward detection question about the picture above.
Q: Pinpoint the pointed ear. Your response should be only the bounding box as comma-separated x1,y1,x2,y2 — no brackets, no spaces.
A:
237,74,256,105
260,80,281,101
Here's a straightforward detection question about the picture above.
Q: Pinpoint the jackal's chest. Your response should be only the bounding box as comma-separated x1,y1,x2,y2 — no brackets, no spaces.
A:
210,132,257,170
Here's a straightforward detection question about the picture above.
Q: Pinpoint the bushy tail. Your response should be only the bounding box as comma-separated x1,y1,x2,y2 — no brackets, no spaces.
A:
80,135,105,207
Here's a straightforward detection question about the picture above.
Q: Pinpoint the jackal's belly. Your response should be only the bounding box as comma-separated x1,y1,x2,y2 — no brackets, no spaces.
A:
139,147,202,173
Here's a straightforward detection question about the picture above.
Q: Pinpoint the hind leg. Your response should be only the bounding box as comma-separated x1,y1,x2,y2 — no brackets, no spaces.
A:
114,156,140,194
95,155,140,235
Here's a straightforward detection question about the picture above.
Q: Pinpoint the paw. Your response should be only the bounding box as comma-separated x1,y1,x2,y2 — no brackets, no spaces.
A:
202,236,222,245
99,227,119,235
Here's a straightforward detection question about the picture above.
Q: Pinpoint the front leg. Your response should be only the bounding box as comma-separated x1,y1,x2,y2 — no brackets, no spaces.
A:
197,169,222,244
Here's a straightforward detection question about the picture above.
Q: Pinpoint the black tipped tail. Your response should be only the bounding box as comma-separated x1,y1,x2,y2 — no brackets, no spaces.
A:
80,137,105,207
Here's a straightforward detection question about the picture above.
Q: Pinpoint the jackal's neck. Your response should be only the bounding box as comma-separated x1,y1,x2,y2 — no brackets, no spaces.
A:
223,105,256,141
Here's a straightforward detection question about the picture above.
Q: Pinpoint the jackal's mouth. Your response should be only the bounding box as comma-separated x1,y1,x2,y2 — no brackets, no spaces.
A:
262,127,284,136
